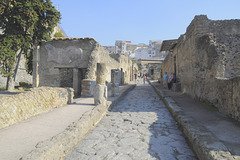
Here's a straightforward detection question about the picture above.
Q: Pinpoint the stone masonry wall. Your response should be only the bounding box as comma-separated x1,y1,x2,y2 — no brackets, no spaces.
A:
82,47,132,97
86,44,131,83
148,63,162,80
36,38,133,97
162,15,240,121
37,38,132,85
0,87,73,129
38,38,95,87
161,50,176,81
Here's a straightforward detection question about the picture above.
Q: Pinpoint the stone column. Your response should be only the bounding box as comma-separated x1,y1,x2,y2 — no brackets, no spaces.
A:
33,46,40,87
73,68,79,96
111,69,120,97
94,63,107,105
67,88,74,104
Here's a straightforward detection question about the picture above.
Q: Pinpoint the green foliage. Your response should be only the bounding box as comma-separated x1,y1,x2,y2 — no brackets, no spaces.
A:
25,49,33,75
19,81,32,88
54,32,65,38
0,86,6,91
0,0,61,76
0,35,20,77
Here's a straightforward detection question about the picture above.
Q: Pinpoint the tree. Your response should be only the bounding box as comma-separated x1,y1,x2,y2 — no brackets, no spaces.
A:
0,0,61,90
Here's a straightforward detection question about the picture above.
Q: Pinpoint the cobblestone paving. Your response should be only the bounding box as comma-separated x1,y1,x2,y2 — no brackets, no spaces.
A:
65,82,197,160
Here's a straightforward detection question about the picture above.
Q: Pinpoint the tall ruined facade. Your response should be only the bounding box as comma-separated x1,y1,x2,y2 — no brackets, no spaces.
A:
162,15,240,121
33,38,133,97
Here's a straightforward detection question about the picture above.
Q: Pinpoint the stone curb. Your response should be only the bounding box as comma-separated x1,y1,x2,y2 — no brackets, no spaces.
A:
20,84,136,160
148,80,238,160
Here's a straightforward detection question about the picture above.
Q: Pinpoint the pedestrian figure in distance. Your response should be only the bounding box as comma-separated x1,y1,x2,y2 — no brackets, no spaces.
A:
163,72,168,89
134,73,137,82
168,73,175,89
143,74,146,84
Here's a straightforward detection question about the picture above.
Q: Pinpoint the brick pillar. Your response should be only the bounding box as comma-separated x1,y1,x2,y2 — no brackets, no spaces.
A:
81,79,95,97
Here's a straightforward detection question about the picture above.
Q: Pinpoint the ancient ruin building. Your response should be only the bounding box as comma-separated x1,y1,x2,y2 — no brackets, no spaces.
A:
33,38,133,96
161,15,240,121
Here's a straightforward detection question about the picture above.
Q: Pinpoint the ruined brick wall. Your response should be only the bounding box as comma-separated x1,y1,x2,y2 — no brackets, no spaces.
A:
81,52,132,97
110,53,133,83
38,38,94,87
0,87,73,129
36,38,133,97
86,45,132,83
173,15,240,121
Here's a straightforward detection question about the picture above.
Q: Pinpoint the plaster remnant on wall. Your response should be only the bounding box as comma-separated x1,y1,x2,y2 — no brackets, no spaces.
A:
45,44,83,64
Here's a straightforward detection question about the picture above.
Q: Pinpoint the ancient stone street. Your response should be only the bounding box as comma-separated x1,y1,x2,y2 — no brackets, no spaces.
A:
65,81,196,160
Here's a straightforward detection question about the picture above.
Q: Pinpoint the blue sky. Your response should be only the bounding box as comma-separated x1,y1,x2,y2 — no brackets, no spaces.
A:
51,0,240,46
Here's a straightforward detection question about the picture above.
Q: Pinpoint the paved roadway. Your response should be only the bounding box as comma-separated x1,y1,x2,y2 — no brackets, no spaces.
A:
65,80,197,160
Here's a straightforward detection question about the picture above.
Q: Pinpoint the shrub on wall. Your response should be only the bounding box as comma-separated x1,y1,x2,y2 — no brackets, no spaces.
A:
54,32,65,38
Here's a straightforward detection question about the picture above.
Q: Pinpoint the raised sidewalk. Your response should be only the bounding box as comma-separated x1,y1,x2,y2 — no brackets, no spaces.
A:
149,80,240,160
0,83,136,160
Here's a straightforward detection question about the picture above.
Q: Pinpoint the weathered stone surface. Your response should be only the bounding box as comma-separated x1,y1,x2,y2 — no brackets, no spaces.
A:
149,80,240,160
111,83,119,97
36,39,134,97
148,63,162,80
96,63,107,85
20,83,136,160
81,79,96,97
0,87,74,129
161,15,240,121
94,84,107,105
111,69,120,97
66,82,196,160
94,63,108,105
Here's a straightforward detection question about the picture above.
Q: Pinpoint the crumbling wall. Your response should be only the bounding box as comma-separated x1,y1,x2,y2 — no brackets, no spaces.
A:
38,38,95,87
148,63,162,80
110,53,132,83
163,15,240,121
36,38,133,97
0,87,73,129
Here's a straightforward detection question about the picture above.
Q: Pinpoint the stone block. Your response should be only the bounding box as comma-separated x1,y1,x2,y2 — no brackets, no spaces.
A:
94,84,107,105
0,87,73,129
